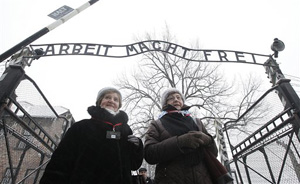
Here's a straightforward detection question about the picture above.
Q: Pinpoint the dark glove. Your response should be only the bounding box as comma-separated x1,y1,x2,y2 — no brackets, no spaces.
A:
128,135,140,147
177,131,211,149
198,131,212,145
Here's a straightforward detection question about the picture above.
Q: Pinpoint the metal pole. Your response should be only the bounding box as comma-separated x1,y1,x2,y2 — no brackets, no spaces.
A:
0,0,100,63
215,119,231,171
1,119,16,184
264,57,300,140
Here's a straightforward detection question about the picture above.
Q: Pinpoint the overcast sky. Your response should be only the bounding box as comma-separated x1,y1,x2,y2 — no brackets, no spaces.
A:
1,0,299,121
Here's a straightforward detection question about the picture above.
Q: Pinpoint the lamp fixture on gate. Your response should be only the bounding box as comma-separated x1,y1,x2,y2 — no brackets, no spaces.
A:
271,38,285,58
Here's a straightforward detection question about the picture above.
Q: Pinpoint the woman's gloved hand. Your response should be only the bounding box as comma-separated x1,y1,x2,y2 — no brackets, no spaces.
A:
197,131,212,145
177,131,211,149
127,135,140,147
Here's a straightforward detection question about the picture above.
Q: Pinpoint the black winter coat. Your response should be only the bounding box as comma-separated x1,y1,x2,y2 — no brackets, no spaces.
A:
144,105,218,184
40,106,143,184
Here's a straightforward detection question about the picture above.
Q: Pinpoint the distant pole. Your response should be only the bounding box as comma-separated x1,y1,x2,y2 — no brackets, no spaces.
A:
215,119,231,171
0,0,100,63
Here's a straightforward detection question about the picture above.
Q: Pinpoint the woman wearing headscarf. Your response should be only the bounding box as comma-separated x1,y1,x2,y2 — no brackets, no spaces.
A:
144,88,218,184
40,87,143,184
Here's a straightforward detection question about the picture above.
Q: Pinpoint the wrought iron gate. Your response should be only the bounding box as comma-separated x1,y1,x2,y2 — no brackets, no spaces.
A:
0,65,74,184
0,39,299,183
223,58,300,184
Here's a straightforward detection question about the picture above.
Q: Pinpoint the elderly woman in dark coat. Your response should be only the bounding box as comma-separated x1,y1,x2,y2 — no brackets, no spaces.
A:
144,88,218,184
40,87,143,184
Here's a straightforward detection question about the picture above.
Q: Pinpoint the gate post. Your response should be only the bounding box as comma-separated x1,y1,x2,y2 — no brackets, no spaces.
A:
0,46,34,115
0,65,25,111
215,119,231,172
264,57,300,140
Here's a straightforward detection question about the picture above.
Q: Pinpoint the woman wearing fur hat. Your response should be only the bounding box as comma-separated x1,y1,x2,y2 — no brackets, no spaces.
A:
144,88,218,184
40,87,143,184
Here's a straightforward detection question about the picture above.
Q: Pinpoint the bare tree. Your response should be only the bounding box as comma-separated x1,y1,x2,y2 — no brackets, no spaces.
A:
114,27,268,137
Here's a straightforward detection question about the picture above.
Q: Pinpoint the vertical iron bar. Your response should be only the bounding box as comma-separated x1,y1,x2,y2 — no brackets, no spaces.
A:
276,132,294,184
260,147,276,183
243,156,252,184
2,118,16,184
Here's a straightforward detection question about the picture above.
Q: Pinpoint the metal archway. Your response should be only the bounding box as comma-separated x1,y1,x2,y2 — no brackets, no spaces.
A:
0,0,299,182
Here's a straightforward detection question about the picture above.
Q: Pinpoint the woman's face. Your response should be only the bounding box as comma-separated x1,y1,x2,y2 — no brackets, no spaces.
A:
100,92,120,112
166,93,183,110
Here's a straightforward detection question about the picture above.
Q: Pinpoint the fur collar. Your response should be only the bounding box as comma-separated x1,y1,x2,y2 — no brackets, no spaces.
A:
87,106,128,125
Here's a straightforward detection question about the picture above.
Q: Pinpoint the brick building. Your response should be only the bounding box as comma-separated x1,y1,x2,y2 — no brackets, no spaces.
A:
0,101,74,184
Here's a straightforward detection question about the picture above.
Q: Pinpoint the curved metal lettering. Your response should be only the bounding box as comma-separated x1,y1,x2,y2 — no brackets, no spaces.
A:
30,40,271,65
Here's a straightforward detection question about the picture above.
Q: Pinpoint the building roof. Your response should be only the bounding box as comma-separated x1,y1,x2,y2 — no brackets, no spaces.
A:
16,101,70,118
